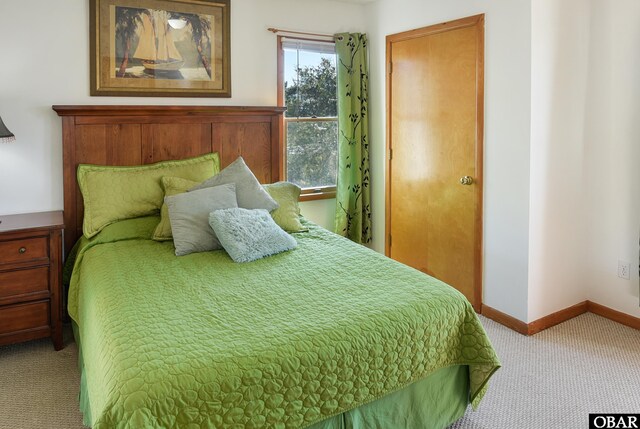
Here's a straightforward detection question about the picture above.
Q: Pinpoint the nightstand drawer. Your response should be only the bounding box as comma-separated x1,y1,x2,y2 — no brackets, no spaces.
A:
0,267,49,303
0,211,63,349
0,300,50,336
0,237,48,265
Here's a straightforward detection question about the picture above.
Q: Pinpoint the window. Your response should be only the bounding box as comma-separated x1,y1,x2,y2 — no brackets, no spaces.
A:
278,37,338,200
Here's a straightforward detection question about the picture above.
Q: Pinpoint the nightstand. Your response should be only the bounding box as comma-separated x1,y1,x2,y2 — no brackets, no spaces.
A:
0,211,64,350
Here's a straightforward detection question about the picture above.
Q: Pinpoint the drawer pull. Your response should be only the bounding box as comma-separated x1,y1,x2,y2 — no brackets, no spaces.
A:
18,247,27,254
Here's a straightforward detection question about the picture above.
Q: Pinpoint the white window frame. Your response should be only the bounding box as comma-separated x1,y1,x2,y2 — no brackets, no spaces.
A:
277,36,338,201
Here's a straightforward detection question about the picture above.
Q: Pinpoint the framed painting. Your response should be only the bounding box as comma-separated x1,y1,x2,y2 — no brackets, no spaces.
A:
90,0,230,97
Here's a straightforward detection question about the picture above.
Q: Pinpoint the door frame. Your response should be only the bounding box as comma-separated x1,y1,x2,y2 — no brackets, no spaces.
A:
385,14,485,311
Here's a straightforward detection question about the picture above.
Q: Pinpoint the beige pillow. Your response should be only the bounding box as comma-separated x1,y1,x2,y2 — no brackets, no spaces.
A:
152,176,199,241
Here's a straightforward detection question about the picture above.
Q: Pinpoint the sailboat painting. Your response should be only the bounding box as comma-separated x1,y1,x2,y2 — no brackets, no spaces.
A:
115,7,211,80
91,0,230,97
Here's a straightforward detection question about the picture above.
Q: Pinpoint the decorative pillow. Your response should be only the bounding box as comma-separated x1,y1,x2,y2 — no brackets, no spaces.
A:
189,156,278,212
152,176,199,241
78,152,220,238
165,183,238,256
263,182,306,232
209,208,297,263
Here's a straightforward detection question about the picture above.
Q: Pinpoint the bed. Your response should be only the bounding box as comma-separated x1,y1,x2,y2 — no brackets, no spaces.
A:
54,105,499,429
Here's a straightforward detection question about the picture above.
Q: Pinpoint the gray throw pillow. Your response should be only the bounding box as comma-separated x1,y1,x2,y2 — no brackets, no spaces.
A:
209,208,297,263
190,157,278,212
165,183,238,256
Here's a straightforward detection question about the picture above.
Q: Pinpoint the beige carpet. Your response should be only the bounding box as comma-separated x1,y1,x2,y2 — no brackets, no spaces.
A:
0,313,638,429
0,328,84,428
450,313,640,429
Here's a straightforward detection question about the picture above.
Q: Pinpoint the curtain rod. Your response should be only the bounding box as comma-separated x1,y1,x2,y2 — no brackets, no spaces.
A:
267,27,343,40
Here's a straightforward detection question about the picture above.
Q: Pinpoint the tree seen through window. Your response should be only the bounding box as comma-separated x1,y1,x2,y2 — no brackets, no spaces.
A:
284,48,338,189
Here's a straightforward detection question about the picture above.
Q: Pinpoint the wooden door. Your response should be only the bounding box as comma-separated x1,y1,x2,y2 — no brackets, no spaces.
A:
385,15,484,310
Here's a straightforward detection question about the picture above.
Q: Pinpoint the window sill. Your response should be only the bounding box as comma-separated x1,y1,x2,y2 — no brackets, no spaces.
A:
299,189,336,202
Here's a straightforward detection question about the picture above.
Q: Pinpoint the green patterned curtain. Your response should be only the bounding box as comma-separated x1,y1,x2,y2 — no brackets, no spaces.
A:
334,33,372,244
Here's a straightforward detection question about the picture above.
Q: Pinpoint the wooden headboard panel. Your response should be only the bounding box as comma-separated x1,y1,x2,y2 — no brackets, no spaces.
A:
53,105,286,253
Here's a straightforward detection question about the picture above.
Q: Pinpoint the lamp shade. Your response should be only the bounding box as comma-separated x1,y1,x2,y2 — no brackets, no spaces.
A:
0,116,15,143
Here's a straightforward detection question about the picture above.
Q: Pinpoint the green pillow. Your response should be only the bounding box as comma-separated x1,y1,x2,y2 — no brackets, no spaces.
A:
152,176,199,241
77,153,220,238
263,182,306,232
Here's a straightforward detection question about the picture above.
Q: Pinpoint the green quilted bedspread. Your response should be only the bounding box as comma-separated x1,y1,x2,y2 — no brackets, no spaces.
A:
67,217,500,429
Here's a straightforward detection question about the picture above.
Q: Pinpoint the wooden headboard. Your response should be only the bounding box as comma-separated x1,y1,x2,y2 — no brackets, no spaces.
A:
53,105,286,253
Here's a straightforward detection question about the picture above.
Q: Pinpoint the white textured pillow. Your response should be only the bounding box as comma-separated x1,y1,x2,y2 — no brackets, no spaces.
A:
208,208,297,263
165,183,238,256
190,157,278,212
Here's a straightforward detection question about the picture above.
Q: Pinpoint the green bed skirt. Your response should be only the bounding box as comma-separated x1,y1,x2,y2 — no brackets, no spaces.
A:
73,323,469,429
307,364,469,429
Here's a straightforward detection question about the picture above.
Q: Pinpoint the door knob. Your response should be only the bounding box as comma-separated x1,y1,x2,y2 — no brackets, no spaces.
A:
459,176,474,186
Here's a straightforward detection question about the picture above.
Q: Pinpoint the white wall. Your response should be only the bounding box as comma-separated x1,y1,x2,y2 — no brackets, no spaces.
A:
365,0,532,321
0,0,365,230
528,0,592,321
299,198,337,229
528,0,640,321
584,0,640,318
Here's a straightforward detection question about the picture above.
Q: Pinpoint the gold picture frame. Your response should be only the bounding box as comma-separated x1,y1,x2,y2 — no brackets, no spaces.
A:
90,0,230,97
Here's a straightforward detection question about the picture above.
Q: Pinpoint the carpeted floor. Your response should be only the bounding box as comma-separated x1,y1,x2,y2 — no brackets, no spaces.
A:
449,313,640,429
0,328,84,428
0,313,638,429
